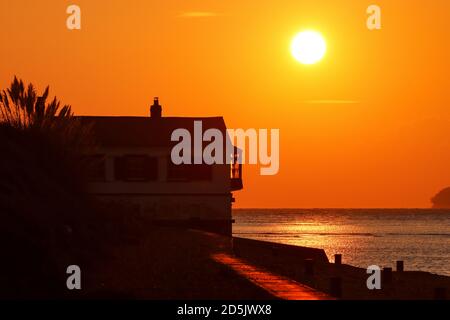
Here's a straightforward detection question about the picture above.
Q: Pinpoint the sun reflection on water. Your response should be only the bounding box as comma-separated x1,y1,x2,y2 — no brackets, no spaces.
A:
233,209,450,276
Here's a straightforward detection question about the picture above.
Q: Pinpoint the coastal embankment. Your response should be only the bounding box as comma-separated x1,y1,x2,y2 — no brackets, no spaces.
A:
231,236,450,300
82,226,449,300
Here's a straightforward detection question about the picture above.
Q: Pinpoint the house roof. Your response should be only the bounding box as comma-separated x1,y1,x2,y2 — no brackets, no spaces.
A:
77,116,227,148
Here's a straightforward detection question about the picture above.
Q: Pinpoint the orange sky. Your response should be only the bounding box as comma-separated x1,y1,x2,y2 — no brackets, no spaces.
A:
1,0,449,208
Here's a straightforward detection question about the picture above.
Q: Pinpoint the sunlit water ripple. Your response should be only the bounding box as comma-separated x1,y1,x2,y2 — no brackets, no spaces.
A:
233,209,450,276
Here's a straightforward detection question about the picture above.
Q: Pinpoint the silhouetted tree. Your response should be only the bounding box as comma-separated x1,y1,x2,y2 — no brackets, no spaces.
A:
0,77,96,298
0,76,93,154
0,77,145,299
0,76,94,195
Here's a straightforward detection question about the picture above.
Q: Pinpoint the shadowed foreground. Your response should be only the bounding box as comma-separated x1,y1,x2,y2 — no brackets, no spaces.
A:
80,227,334,300
80,227,276,299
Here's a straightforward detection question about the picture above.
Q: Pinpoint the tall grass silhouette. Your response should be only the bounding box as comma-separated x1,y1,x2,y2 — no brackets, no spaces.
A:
0,77,143,299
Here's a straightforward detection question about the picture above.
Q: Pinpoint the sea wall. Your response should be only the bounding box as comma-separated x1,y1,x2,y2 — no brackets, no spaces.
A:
230,236,450,299
232,237,329,265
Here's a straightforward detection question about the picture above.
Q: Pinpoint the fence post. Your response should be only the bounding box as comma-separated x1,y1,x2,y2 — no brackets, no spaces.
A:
396,261,404,272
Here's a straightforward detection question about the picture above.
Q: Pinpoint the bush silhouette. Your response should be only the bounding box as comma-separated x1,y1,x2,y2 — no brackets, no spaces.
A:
0,77,138,298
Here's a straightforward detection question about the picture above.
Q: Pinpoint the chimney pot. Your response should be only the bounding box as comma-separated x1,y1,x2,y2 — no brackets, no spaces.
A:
150,97,162,118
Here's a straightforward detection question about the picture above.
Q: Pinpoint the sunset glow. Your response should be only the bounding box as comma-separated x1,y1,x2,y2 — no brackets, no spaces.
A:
1,0,450,304
1,0,449,208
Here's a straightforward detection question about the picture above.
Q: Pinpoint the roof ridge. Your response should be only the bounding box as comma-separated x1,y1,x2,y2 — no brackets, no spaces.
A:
76,115,224,119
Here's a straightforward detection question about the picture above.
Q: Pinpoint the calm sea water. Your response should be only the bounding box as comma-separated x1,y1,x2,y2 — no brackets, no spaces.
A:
232,209,450,276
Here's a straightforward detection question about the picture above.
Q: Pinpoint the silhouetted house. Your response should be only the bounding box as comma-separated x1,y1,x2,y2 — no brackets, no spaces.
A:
79,98,242,236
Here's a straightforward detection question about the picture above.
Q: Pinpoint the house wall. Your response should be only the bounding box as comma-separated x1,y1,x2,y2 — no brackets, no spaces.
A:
87,147,234,235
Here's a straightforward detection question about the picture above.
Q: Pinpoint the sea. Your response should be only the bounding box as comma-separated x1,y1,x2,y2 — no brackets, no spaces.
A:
232,209,450,276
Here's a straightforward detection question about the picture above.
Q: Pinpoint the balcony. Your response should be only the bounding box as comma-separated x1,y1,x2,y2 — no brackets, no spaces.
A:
230,147,243,191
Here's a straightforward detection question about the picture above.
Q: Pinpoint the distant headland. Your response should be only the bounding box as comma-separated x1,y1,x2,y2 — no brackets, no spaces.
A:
431,187,450,208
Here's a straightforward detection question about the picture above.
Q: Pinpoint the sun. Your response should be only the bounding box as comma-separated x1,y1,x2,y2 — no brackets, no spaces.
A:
291,30,327,65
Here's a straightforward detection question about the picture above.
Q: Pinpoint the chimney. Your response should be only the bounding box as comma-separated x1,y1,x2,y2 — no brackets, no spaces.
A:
150,97,162,118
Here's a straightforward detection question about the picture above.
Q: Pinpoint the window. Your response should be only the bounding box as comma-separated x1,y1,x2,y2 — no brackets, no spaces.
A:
85,155,106,181
114,155,158,181
167,159,212,182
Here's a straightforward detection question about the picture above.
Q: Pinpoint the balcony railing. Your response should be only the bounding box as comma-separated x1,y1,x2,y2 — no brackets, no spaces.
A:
230,146,243,191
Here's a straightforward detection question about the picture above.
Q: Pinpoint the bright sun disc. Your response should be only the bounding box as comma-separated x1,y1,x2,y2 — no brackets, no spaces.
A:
291,31,327,65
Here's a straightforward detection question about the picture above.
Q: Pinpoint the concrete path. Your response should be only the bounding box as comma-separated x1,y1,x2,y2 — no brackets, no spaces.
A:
211,253,334,300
